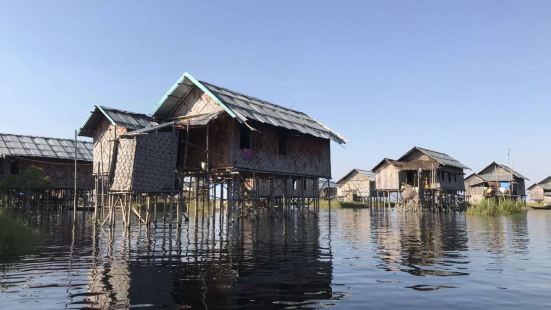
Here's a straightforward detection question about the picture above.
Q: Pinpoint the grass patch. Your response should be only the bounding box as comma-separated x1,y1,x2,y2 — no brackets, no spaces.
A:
319,199,371,208
0,209,41,258
467,198,526,216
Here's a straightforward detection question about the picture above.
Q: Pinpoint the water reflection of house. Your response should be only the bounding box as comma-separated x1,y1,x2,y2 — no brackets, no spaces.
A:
528,176,551,204
88,215,332,308
336,169,376,202
465,162,528,202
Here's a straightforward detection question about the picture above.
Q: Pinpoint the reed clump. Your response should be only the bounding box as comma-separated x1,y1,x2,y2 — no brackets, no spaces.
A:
0,209,41,257
467,198,526,216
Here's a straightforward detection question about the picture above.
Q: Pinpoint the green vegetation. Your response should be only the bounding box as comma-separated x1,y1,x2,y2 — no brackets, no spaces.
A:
467,198,527,216
0,165,50,192
0,209,41,258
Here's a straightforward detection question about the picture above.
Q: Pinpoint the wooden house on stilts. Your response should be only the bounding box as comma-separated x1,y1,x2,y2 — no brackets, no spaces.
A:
465,161,528,203
0,133,93,207
373,147,469,208
336,169,376,202
79,72,346,225
528,177,551,205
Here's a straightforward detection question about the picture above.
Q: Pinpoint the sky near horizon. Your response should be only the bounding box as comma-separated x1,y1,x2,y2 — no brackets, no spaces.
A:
0,1,550,184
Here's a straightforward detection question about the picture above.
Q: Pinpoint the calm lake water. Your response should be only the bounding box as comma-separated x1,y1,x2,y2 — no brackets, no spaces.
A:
1,207,550,309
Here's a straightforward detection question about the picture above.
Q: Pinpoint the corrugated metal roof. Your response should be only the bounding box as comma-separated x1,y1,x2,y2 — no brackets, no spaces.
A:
372,158,400,173
0,133,92,161
319,179,337,189
337,168,376,184
79,105,157,137
152,73,346,144
478,162,529,180
400,147,469,170
120,112,222,138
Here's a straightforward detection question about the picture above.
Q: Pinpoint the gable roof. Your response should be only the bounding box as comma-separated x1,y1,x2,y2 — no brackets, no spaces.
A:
319,179,337,189
398,146,469,170
465,173,483,182
337,168,376,184
79,105,157,137
152,72,346,144
372,158,400,173
528,176,551,191
478,161,529,181
0,133,92,161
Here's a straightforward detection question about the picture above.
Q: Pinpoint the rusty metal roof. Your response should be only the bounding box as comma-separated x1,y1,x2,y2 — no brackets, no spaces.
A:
153,73,346,144
79,105,157,137
0,133,92,161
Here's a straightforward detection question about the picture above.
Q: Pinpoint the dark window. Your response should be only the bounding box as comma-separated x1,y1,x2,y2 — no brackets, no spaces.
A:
278,134,287,155
303,179,308,190
10,161,19,175
240,125,251,149
454,174,457,183
0,159,4,175
448,173,451,183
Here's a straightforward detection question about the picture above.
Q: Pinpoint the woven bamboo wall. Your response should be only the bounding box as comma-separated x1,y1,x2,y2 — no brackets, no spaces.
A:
375,164,401,191
92,119,127,175
110,139,135,192
131,131,178,193
232,121,331,178
111,132,178,193
337,171,375,200
174,87,223,117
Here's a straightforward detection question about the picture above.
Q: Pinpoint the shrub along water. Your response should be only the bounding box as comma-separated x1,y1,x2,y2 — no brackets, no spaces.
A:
467,198,526,216
0,209,41,258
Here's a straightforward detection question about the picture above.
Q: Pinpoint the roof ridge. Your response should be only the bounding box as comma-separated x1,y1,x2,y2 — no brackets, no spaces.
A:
0,132,92,144
199,80,309,117
99,105,154,119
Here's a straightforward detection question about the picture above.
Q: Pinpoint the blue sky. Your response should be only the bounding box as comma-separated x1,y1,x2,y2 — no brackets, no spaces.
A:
1,1,550,184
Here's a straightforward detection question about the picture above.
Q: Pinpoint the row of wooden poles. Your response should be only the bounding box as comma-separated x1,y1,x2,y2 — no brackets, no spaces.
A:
94,173,323,230
348,190,466,209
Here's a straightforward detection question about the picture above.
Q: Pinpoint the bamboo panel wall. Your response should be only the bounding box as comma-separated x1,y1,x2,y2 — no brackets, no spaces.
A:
232,122,331,178
110,139,135,192
174,87,223,117
92,119,127,175
131,132,178,193
337,171,375,200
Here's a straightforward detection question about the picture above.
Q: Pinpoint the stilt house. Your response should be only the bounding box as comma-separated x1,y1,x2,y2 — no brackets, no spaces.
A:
372,147,468,207
0,133,93,197
80,72,346,211
336,169,376,202
464,162,528,201
528,177,551,204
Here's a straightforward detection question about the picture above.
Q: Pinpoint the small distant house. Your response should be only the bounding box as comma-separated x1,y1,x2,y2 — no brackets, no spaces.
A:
372,147,469,206
336,169,376,202
372,158,402,192
319,179,337,199
0,133,93,194
465,162,528,202
464,173,486,204
528,177,551,204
